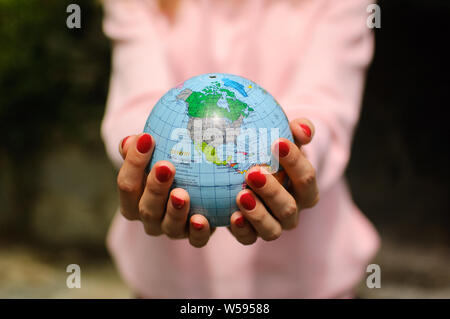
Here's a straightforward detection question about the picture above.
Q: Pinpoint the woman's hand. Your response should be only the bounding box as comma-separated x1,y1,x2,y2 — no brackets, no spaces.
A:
229,118,319,245
117,133,214,248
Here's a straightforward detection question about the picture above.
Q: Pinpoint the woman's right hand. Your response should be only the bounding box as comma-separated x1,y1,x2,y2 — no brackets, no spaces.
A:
117,133,214,247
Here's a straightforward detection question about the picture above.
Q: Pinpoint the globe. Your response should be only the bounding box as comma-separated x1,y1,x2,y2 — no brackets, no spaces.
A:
143,73,293,227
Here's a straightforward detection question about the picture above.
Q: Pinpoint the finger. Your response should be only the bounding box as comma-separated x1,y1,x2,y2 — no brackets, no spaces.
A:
118,134,137,159
290,118,315,147
229,211,257,245
272,138,319,209
246,166,299,230
117,133,154,220
160,188,190,239
139,161,175,236
189,214,211,248
236,190,282,241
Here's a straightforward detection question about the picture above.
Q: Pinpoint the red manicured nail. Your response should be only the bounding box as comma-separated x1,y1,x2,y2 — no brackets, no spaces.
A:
248,170,266,188
155,165,172,183
137,134,152,153
277,141,290,158
192,222,204,230
121,136,130,150
240,193,256,210
235,216,245,228
300,124,311,137
171,195,185,209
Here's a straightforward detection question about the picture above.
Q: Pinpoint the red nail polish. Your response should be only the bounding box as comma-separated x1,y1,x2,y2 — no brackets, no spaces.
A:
137,134,152,153
240,193,256,211
277,141,290,158
300,124,311,137
121,136,130,150
155,165,172,183
248,170,266,188
192,222,204,230
171,194,185,209
235,216,245,227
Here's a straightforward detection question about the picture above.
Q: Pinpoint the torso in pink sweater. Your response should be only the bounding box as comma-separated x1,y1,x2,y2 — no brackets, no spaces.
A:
101,0,380,298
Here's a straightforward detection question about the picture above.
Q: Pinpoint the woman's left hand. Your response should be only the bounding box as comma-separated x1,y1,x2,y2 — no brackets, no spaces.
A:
229,118,319,245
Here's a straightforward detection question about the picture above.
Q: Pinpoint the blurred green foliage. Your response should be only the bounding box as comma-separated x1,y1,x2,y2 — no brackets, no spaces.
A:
0,0,110,238
0,0,109,150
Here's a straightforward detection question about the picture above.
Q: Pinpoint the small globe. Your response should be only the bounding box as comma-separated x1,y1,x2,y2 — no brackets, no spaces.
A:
144,73,293,227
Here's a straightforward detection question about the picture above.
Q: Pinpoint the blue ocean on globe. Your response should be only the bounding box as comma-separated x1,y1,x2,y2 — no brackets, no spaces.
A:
143,73,293,227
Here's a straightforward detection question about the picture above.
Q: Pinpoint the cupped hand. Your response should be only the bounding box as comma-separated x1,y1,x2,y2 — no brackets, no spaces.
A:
229,118,319,245
117,133,214,248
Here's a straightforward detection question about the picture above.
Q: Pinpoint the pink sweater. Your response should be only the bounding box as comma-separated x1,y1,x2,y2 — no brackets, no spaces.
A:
101,0,380,298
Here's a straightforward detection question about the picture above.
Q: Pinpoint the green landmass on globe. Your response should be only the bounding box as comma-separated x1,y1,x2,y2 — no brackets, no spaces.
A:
185,81,254,122
177,80,254,168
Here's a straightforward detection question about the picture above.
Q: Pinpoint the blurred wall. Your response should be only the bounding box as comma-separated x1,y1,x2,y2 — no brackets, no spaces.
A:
0,0,448,251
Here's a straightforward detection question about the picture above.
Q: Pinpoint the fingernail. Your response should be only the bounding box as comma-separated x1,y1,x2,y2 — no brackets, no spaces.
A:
156,165,172,183
248,170,266,188
300,124,311,137
192,222,204,230
240,193,256,211
121,136,130,150
170,194,185,209
235,216,245,228
276,141,290,158
137,134,152,153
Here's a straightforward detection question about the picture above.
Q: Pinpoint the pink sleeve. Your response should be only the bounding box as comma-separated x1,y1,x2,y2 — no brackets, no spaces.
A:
279,0,374,192
101,0,172,168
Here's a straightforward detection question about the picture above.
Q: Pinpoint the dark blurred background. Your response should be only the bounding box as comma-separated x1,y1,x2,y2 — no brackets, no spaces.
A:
348,0,450,244
0,0,449,298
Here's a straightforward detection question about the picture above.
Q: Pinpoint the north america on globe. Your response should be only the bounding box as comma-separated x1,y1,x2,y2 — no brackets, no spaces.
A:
178,79,254,167
143,73,293,227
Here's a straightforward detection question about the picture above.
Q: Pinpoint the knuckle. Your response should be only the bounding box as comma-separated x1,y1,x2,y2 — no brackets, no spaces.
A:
138,204,157,222
263,185,280,201
299,171,316,186
284,153,298,167
167,209,186,223
146,179,169,196
263,228,281,241
280,201,298,220
117,176,140,194
138,205,149,219
127,154,147,168
247,212,264,225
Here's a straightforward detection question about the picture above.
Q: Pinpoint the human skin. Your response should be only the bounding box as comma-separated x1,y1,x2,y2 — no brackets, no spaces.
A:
116,117,319,248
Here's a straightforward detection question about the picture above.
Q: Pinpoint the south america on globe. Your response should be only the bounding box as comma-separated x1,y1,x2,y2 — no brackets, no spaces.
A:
143,73,293,227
